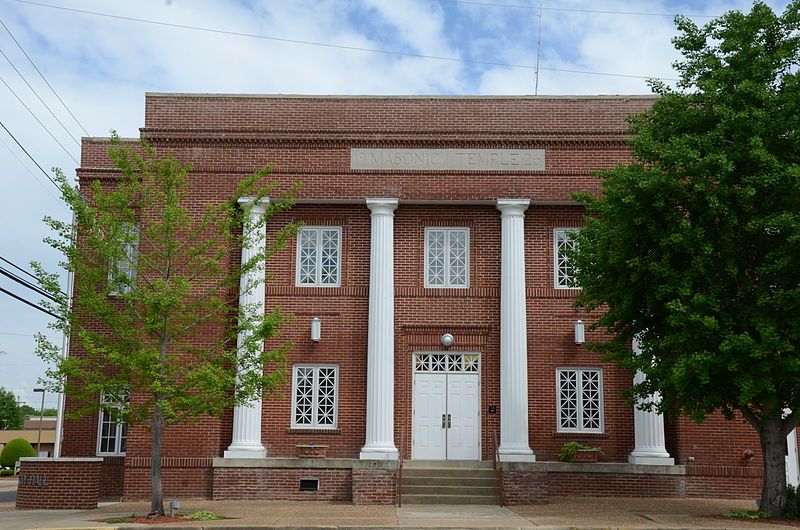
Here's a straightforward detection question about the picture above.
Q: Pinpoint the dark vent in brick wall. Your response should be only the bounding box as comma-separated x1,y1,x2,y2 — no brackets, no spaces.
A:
299,478,319,491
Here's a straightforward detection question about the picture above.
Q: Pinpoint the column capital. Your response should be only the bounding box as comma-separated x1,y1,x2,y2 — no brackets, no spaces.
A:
238,196,270,215
366,198,399,216
496,199,530,215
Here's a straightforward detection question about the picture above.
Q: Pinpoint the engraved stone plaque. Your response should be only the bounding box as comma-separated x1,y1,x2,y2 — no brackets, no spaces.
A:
350,148,545,171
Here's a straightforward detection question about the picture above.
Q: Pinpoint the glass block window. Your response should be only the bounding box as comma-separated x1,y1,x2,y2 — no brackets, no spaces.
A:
554,228,579,289
292,365,338,429
108,223,139,296
97,390,129,456
296,227,341,287
557,368,603,433
425,228,469,288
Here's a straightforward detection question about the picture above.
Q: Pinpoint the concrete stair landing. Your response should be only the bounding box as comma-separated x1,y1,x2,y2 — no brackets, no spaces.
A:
399,460,500,505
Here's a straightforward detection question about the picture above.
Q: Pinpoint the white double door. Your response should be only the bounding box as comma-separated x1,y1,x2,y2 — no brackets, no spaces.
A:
412,352,481,460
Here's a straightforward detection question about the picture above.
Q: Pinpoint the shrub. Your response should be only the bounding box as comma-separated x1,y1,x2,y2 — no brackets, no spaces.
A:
0,438,36,468
787,485,800,520
0,468,14,476
558,441,590,462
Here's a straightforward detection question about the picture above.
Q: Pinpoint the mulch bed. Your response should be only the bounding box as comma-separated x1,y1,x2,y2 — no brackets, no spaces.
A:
94,516,192,525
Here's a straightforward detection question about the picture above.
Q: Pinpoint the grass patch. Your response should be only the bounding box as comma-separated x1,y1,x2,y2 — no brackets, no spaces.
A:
726,510,771,520
181,511,228,521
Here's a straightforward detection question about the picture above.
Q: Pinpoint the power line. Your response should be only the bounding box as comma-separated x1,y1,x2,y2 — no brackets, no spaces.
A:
0,132,61,203
0,285,62,320
433,0,716,18
0,17,90,136
0,73,79,164
0,46,81,146
6,0,679,82
0,266,57,303
0,118,61,191
0,255,66,297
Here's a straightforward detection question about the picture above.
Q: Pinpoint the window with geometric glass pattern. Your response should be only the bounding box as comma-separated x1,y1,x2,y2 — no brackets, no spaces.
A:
291,365,338,429
554,228,579,289
425,228,469,288
296,227,341,287
97,390,129,456
556,368,603,433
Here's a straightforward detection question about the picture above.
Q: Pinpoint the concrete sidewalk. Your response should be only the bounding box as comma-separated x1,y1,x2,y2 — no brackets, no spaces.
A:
0,496,793,529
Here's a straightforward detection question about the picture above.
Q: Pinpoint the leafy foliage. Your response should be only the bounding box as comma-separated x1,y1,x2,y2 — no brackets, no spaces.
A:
182,511,227,521
570,1,800,517
726,509,770,519
18,405,57,418
32,134,297,515
0,438,36,467
787,485,800,519
0,388,22,430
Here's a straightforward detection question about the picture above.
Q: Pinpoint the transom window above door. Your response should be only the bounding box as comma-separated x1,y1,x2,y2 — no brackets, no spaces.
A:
415,352,479,373
425,228,469,288
296,227,341,287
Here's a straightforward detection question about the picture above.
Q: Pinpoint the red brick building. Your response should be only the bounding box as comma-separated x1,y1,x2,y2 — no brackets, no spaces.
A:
59,94,799,504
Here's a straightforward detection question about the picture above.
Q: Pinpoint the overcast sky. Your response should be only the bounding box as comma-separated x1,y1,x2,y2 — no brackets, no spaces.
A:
0,0,790,409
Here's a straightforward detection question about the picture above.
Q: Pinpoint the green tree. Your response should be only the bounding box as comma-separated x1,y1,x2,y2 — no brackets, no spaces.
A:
0,388,22,430
33,135,297,516
18,405,57,417
570,1,800,518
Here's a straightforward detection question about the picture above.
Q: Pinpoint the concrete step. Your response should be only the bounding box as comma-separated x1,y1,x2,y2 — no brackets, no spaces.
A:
401,484,499,496
401,476,499,487
403,460,494,469
402,467,498,478
401,493,500,505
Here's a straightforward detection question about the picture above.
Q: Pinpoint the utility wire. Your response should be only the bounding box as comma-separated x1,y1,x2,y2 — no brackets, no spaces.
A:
0,118,61,191
0,46,81,146
433,0,716,18
0,133,61,203
0,74,79,164
0,17,89,136
6,0,679,82
0,266,57,303
0,285,62,320
0,255,66,297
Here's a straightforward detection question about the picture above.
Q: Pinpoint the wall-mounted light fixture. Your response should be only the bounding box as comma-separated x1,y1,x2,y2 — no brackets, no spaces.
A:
440,333,455,348
574,320,585,345
311,317,321,342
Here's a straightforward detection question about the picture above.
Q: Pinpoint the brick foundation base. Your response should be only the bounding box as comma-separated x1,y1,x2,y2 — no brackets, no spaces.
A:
352,462,397,505
16,458,102,510
213,467,352,500
501,462,760,505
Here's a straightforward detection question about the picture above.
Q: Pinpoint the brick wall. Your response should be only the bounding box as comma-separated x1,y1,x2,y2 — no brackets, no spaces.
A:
502,471,548,505
685,465,762,499
547,471,685,498
16,458,101,510
101,457,124,499
213,467,352,501
352,469,397,505
122,458,213,500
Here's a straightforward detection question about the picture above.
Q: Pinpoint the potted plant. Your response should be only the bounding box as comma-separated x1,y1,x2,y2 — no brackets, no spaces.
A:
295,442,329,459
558,441,603,463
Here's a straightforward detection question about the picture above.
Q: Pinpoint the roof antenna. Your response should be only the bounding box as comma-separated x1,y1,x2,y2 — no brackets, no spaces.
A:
534,0,543,95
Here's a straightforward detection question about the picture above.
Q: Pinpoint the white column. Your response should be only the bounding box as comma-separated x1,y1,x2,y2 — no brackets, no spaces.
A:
224,197,269,459
497,199,535,462
629,338,674,465
360,198,399,460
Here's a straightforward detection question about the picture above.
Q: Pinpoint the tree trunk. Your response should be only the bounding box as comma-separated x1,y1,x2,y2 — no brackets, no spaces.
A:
759,413,788,517
150,408,164,517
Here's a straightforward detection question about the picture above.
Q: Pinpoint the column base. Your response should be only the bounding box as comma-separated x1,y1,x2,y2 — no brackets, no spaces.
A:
224,445,266,459
359,444,399,460
498,447,536,462
628,452,674,465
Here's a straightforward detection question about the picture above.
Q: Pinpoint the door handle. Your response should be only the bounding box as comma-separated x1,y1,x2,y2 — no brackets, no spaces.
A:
442,414,446,428
447,414,452,428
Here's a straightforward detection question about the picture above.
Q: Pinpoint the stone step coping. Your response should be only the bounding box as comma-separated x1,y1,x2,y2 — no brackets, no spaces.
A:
402,477,499,486
401,485,500,494
403,459,494,469
19,457,103,463
212,457,397,471
502,461,686,475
